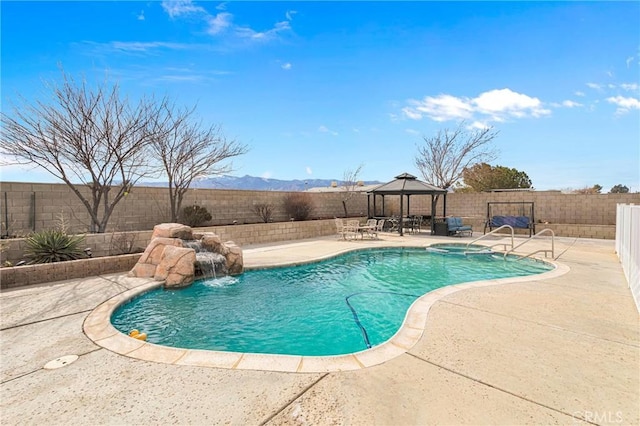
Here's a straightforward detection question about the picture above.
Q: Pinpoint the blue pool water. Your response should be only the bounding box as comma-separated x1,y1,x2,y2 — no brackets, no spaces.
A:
112,247,552,356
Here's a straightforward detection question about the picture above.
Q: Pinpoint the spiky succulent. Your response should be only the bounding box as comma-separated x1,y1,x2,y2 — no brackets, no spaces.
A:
24,229,86,264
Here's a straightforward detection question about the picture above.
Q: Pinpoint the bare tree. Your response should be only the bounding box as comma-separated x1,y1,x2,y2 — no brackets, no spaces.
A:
415,121,498,191
1,71,167,233
340,164,364,217
151,106,248,222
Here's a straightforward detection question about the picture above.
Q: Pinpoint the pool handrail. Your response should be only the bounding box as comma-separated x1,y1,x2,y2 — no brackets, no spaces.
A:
504,228,555,260
466,225,515,252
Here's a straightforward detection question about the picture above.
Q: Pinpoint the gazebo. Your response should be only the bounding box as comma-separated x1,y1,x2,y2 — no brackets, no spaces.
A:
367,173,447,235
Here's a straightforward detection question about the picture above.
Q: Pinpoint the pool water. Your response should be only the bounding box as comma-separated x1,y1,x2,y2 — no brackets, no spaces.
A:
112,247,551,356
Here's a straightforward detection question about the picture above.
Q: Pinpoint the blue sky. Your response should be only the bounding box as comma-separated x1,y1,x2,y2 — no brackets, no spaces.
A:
1,1,639,191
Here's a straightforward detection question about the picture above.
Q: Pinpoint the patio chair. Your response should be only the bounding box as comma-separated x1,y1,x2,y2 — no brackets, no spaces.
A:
335,218,348,240
445,217,473,237
344,219,361,240
362,219,378,239
375,219,386,234
413,215,423,233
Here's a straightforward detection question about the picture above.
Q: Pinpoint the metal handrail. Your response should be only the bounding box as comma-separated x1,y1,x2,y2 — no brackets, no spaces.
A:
466,225,514,252
504,228,555,260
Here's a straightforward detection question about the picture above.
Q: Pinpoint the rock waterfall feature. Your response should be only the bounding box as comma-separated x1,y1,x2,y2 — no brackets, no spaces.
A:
129,223,243,288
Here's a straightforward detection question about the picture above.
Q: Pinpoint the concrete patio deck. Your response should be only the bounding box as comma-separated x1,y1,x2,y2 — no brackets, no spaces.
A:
1,233,638,425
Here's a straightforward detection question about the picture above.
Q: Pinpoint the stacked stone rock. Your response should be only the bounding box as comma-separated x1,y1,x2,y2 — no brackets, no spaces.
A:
129,223,243,288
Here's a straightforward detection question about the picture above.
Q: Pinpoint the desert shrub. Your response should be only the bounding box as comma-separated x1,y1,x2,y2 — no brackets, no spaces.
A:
24,229,85,264
283,193,314,221
252,203,274,223
109,232,140,255
180,205,212,227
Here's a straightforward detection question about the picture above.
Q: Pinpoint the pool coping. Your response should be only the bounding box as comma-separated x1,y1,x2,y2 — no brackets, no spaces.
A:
83,245,570,373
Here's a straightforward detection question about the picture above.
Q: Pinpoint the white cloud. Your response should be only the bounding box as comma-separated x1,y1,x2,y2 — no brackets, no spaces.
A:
286,10,297,21
402,94,473,122
405,128,420,135
574,91,586,97
626,56,634,68
620,83,639,92
162,1,292,44
402,88,549,124
105,41,193,53
207,12,233,35
468,121,491,130
606,95,640,114
235,20,291,41
586,82,602,90
261,171,273,179
281,62,292,70
137,10,145,21
318,125,338,136
473,88,549,119
562,100,583,108
161,0,205,18
306,167,312,175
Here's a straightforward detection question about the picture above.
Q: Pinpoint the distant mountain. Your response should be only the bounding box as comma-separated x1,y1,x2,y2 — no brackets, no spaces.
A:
141,175,383,191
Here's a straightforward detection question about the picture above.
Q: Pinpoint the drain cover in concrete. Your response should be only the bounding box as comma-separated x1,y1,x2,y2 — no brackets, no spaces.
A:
44,355,79,370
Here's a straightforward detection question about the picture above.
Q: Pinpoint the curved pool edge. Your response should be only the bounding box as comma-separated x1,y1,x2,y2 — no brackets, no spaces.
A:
83,248,570,373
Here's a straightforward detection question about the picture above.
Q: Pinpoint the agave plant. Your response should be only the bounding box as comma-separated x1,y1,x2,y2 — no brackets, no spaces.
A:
24,229,86,264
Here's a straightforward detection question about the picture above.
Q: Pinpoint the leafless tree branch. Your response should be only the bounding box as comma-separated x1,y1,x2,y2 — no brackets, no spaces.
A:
150,105,249,222
1,70,166,232
414,121,498,190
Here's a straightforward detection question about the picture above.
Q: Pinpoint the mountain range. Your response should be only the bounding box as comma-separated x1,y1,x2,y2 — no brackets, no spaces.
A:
142,175,383,191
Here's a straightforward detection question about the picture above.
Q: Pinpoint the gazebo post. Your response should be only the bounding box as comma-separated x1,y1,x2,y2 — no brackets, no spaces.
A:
399,194,404,235
443,193,447,217
430,194,436,234
367,194,371,218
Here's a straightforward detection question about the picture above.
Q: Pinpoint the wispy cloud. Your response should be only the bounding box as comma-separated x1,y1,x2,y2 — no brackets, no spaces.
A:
96,65,231,87
83,40,196,55
402,88,550,124
626,56,634,68
207,12,233,35
586,82,603,90
161,0,293,44
161,0,205,19
137,10,145,21
306,166,312,175
281,62,292,70
620,83,639,91
575,91,586,97
286,10,297,21
235,20,291,41
606,96,640,114
561,100,583,108
318,125,338,136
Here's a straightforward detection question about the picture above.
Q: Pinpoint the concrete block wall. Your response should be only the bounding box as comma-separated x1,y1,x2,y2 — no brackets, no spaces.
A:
0,254,142,289
1,218,347,264
1,181,637,242
0,182,369,236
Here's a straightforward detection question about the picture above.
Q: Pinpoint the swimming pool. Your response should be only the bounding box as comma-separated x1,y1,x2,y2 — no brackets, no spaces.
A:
112,247,552,356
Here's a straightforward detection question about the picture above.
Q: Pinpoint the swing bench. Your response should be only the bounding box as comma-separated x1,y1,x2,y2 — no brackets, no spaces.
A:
484,202,536,237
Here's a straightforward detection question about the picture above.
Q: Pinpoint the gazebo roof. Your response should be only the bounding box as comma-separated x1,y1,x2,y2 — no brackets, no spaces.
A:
368,173,447,195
